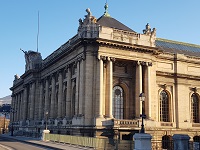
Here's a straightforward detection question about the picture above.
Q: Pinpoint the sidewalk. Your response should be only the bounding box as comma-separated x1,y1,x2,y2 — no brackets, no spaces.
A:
0,133,93,150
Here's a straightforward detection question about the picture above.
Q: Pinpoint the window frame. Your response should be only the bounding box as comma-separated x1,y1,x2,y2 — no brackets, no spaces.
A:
159,90,171,122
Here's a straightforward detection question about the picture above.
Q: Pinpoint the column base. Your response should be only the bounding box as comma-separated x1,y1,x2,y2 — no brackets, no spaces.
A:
95,115,105,126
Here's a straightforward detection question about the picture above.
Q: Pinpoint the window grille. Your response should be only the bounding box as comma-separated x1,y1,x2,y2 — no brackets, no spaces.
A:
113,86,124,119
191,93,199,123
160,90,170,122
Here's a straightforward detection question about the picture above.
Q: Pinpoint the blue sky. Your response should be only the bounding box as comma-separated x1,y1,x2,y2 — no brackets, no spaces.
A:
1,0,200,98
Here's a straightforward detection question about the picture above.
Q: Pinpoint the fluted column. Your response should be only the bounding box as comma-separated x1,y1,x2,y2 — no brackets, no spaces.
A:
50,75,56,118
135,61,143,118
38,81,44,120
75,61,80,115
107,57,113,118
66,66,72,118
58,70,63,118
44,78,49,117
30,82,36,120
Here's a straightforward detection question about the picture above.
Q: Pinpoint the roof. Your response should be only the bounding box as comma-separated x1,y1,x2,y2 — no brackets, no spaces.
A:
97,15,135,33
156,38,200,57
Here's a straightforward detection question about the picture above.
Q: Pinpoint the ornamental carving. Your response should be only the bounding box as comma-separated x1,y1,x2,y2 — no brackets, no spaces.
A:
77,8,99,38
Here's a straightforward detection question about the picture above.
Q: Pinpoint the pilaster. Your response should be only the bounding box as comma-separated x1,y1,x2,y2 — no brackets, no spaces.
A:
58,70,63,118
38,80,44,120
75,61,80,115
44,77,49,117
30,82,36,120
66,66,72,118
50,74,56,118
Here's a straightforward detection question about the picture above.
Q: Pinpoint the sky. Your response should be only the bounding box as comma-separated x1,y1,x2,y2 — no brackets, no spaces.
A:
1,0,200,98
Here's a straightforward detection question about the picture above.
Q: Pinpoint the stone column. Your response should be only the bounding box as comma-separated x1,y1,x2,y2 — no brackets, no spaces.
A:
58,70,63,118
50,75,56,118
27,86,31,119
23,86,28,121
75,61,80,115
30,82,36,120
38,81,44,120
14,95,17,121
66,66,72,118
71,80,76,116
97,56,104,118
44,78,49,116
79,60,84,115
17,94,20,121
144,63,152,119
107,57,113,118
20,92,23,120
135,61,143,118
172,134,190,150
133,133,152,150
10,95,14,122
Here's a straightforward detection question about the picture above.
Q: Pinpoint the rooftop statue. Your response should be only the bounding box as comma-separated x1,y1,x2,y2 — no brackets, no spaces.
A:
77,8,98,38
20,49,42,71
143,23,151,35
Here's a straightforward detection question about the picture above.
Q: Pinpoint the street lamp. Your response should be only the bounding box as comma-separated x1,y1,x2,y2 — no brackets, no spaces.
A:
45,111,48,130
139,93,146,133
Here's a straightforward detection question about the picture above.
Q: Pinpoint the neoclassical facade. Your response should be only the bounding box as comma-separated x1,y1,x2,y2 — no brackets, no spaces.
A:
10,6,200,142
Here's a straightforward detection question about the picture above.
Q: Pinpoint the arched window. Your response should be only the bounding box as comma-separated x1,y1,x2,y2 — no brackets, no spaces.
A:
160,90,170,122
113,86,124,119
191,93,199,123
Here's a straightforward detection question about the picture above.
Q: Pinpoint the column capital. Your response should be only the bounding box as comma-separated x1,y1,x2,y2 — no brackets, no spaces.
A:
107,57,115,62
146,62,152,66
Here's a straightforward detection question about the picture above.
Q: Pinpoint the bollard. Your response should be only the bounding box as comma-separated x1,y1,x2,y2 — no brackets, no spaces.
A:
133,133,152,150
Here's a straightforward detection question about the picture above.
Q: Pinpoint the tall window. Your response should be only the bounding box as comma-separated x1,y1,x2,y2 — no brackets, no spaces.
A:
160,90,170,122
72,85,76,116
191,93,199,123
113,86,124,119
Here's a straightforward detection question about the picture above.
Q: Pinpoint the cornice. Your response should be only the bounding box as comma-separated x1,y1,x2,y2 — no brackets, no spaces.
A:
96,38,161,55
157,71,200,80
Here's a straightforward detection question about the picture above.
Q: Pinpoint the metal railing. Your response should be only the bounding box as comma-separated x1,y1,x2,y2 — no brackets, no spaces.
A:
45,134,134,150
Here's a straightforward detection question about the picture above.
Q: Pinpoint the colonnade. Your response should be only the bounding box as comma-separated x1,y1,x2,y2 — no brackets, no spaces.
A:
11,57,84,123
11,55,152,124
97,55,152,119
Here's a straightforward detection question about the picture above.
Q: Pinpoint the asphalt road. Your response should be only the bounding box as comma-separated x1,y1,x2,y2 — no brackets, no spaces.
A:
0,136,54,150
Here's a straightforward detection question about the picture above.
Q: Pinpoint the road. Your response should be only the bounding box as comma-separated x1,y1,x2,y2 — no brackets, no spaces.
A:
0,136,55,150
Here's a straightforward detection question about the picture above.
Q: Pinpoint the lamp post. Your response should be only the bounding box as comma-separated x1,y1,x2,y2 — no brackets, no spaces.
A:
139,93,146,133
45,111,48,130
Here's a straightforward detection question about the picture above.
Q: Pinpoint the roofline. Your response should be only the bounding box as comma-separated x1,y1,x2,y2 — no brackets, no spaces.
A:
156,38,200,49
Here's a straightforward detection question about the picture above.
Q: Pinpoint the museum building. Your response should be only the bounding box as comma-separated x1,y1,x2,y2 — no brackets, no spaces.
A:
10,5,200,141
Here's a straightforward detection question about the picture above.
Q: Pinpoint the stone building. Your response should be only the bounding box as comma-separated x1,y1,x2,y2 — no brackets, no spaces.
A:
10,4,200,142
